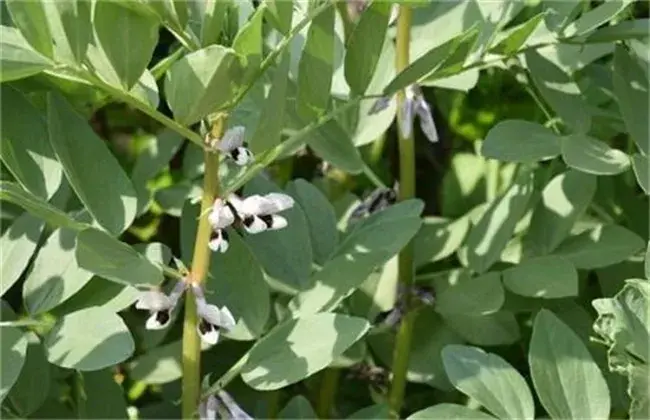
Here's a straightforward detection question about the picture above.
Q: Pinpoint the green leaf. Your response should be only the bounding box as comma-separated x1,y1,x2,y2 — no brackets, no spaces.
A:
442,344,535,419
563,0,635,38
482,120,561,163
76,228,164,287
296,4,335,119
51,277,139,316
78,369,128,418
1,85,62,199
408,404,495,420
348,404,390,419
632,154,649,195
442,311,521,346
414,216,470,266
278,395,317,419
44,306,134,371
22,224,93,315
429,270,504,316
6,333,50,416
249,51,290,154
561,134,630,176
490,13,544,56
384,26,479,96
164,45,244,125
241,313,370,390
243,176,313,292
5,0,53,57
586,18,650,43
542,0,580,33
0,326,28,403
0,212,44,297
42,0,92,64
466,168,534,273
530,309,611,419
286,179,339,265
307,119,365,173
613,45,649,155
503,256,578,298
188,0,228,47
232,5,264,84
265,0,293,35
524,170,597,255
47,93,137,235
0,181,84,231
129,341,182,385
525,49,591,133
553,224,645,269
344,1,391,95
0,25,52,82
93,1,160,90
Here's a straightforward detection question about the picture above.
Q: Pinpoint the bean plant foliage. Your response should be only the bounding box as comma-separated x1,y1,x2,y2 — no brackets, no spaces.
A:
0,0,648,419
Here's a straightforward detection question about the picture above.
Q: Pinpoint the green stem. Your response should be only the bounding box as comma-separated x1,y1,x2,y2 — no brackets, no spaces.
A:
388,6,416,419
316,368,340,419
181,116,225,419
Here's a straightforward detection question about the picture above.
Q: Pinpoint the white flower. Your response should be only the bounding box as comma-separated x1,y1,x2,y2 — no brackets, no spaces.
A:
218,391,253,420
198,391,252,420
208,126,254,166
208,198,236,230
208,229,230,253
192,284,236,346
135,281,186,330
350,186,397,221
228,193,294,234
198,395,220,420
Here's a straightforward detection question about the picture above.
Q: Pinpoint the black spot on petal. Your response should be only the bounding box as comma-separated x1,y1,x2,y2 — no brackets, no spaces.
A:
259,214,274,228
156,310,171,326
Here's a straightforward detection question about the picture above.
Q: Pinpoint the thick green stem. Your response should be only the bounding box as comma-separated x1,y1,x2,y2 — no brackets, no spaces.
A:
388,6,416,419
181,116,225,419
316,368,340,419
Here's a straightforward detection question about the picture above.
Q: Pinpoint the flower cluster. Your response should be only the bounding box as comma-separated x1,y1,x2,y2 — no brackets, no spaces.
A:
135,280,235,346
350,185,398,222
370,84,439,143
208,192,295,253
199,390,252,420
205,126,254,166
375,284,435,330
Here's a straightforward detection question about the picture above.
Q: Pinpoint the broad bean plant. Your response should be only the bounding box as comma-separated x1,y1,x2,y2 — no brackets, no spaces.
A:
0,0,648,419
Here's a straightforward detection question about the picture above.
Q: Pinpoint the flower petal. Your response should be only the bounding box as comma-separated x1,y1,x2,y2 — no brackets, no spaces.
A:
167,281,187,305
230,147,254,166
218,391,253,420
145,310,172,330
198,303,223,326
208,230,229,253
209,198,236,229
266,214,288,231
135,291,172,311
399,97,415,139
240,193,294,216
216,126,245,152
218,306,236,331
198,394,220,420
415,98,439,143
197,319,220,345
368,95,393,115
242,215,268,234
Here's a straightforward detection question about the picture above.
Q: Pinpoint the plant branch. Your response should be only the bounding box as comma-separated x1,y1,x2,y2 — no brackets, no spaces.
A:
181,115,225,419
388,6,416,418
316,368,340,419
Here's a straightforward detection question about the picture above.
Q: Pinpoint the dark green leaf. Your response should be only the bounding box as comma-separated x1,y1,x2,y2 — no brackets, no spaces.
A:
490,13,544,56
6,333,50,416
563,0,635,38
0,181,84,231
5,0,53,57
0,212,44,297
75,228,164,287
631,154,649,195
553,224,644,269
524,170,597,256
613,45,649,155
0,25,52,82
278,395,317,419
443,311,521,346
77,369,128,418
164,45,245,125
250,51,290,154
466,169,534,273
526,49,591,133
296,4,335,119
482,120,561,163
286,179,339,265
0,325,28,402
44,307,134,371
503,256,578,298
307,119,365,173
344,1,391,95
1,85,62,199
129,341,182,385
47,93,137,234
442,345,535,419
430,270,504,316
561,134,630,175
241,313,370,390
93,0,160,89
530,309,610,419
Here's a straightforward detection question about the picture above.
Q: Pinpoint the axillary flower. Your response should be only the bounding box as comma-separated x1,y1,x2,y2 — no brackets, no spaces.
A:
205,125,254,166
